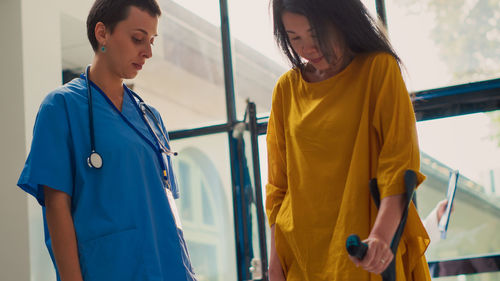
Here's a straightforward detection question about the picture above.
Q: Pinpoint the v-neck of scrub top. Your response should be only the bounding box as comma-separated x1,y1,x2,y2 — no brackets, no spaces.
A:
86,78,161,156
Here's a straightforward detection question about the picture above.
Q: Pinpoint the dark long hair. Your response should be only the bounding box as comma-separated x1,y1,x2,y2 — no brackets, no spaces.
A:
272,0,400,69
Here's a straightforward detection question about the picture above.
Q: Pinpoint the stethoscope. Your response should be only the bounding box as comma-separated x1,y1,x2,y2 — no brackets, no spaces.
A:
84,65,177,188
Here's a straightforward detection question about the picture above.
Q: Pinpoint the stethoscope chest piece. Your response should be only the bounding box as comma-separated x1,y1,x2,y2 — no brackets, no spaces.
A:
87,151,103,169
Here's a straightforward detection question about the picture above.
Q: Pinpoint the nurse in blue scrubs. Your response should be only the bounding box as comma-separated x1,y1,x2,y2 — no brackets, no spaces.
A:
17,0,196,280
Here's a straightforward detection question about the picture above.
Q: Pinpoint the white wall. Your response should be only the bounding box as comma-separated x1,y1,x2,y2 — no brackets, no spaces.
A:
0,1,30,280
1,0,62,280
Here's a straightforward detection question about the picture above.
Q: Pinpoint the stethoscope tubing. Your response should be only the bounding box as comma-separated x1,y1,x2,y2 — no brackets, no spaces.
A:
138,102,177,156
86,66,102,169
87,68,96,153
84,65,176,187
125,86,177,188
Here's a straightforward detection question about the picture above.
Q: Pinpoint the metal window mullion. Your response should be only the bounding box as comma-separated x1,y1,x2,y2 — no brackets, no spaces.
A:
219,0,250,281
248,102,269,281
219,0,237,125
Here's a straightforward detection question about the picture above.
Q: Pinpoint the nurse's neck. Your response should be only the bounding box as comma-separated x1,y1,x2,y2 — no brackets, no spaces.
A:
89,60,124,112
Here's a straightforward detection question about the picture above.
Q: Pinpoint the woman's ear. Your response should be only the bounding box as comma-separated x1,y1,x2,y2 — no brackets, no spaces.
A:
94,22,108,47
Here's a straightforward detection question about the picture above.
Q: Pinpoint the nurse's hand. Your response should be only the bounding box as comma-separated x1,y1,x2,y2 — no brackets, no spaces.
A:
348,235,393,275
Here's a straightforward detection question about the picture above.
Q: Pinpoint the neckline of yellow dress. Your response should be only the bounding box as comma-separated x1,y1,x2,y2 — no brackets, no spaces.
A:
298,54,358,87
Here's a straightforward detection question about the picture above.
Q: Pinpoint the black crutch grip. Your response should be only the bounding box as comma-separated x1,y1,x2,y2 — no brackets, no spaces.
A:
346,234,368,260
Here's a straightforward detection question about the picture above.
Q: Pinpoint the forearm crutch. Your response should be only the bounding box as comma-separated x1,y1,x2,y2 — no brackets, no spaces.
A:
346,170,418,281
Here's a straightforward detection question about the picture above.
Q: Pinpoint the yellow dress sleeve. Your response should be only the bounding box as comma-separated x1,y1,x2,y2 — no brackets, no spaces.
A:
266,81,288,226
371,54,431,281
371,54,426,199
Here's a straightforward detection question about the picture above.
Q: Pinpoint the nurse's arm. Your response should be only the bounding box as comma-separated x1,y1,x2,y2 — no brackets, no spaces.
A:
44,186,83,281
352,194,405,274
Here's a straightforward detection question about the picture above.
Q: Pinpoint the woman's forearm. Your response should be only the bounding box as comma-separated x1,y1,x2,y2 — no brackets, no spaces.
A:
270,224,280,268
269,224,286,280
352,194,406,273
369,194,406,244
44,186,83,281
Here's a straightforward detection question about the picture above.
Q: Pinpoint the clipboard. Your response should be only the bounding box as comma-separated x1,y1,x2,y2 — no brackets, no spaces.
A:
438,170,459,239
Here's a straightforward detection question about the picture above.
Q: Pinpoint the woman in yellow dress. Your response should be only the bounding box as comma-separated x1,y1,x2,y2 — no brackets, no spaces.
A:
266,0,432,280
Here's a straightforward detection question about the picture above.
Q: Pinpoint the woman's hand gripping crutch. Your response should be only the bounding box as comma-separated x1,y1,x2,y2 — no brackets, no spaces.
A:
346,170,418,281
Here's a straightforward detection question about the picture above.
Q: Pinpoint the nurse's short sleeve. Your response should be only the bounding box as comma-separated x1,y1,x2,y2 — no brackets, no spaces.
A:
17,93,75,206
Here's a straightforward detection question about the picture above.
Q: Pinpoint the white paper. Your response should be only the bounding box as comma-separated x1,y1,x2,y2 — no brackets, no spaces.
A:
166,188,182,230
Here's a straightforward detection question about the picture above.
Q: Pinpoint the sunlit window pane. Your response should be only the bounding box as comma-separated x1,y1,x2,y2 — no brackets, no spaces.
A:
178,161,194,221
130,0,227,130
386,0,500,91
172,134,237,280
202,182,216,226
416,110,500,260
228,0,288,119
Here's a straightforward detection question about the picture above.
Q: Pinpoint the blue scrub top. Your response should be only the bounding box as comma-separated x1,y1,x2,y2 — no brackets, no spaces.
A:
18,77,196,281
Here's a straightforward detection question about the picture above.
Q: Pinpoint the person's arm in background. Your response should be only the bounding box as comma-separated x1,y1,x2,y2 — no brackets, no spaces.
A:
423,199,448,242
44,186,83,281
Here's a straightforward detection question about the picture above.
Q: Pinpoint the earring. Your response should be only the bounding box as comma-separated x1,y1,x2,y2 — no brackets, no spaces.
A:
101,46,107,53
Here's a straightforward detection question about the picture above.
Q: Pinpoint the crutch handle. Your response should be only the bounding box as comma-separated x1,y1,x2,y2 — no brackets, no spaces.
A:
346,234,368,259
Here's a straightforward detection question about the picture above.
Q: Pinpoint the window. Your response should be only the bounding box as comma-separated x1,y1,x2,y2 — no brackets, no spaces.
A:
129,0,227,130
386,0,500,91
172,134,237,281
416,110,500,260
